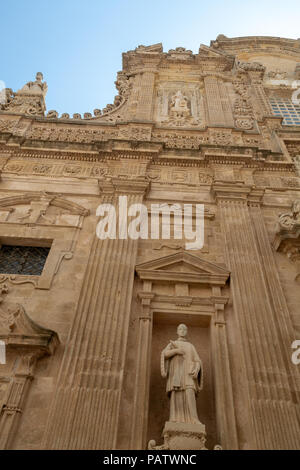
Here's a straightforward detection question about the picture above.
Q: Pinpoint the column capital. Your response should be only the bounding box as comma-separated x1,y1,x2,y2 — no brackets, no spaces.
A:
212,182,264,205
138,291,155,306
99,176,150,196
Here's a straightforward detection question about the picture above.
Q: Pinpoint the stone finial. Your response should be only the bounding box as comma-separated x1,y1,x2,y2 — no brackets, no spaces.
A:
46,110,58,119
1,72,47,116
18,72,48,97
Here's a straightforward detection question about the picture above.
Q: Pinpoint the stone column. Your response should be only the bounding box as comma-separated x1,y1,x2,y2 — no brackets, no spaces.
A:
42,177,149,450
213,183,300,449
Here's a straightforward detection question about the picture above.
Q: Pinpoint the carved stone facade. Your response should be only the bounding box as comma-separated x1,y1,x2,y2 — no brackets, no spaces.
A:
0,35,300,450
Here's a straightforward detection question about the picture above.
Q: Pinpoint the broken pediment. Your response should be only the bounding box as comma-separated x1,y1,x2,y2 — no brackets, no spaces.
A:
0,284,59,354
135,43,163,54
0,192,89,226
136,252,230,285
198,44,234,59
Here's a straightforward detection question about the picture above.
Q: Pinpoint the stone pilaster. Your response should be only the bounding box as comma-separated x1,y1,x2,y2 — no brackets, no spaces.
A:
249,199,300,401
210,289,239,449
42,177,149,450
0,355,35,449
218,81,235,127
130,289,154,449
250,80,273,119
212,183,300,449
135,71,156,121
204,77,233,126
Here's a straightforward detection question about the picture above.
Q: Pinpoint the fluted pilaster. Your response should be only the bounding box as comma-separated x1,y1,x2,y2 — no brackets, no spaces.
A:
43,179,149,449
213,184,300,449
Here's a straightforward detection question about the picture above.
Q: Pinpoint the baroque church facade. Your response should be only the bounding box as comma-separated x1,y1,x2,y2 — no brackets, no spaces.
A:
0,35,300,450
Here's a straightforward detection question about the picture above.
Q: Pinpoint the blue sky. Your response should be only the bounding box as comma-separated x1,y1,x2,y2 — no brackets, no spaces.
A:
1,0,300,115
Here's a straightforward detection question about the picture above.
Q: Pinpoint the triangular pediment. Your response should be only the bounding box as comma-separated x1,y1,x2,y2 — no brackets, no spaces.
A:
136,252,230,285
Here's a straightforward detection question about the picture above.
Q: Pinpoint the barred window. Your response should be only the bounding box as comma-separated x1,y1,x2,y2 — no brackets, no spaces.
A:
269,98,300,126
0,245,50,276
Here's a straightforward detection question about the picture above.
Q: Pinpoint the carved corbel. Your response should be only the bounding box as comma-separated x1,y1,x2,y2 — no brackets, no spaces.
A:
273,200,300,281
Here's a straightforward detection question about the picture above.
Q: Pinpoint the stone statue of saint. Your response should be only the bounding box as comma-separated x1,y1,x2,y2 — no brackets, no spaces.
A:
161,324,203,424
170,90,190,118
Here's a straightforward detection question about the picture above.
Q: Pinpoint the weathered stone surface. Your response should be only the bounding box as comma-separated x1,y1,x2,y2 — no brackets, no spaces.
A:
0,35,299,450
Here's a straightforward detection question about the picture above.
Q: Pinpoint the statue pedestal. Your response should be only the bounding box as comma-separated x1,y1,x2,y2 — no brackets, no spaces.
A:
149,421,207,450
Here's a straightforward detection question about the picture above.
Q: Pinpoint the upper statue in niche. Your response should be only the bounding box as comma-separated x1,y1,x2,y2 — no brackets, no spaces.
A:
170,90,190,119
155,81,204,128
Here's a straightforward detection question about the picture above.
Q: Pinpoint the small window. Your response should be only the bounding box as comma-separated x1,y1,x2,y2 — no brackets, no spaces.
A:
0,245,50,276
270,98,300,126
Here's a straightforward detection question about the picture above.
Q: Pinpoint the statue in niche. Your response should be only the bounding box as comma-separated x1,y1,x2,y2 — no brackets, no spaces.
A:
169,90,190,119
161,323,203,424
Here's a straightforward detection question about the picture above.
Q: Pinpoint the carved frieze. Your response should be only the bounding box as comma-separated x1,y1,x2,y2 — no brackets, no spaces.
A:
209,129,233,146
0,119,29,136
24,125,117,143
117,126,152,141
152,131,208,149
280,177,299,188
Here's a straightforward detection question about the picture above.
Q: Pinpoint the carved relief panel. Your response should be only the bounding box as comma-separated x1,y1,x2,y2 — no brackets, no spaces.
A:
154,82,205,128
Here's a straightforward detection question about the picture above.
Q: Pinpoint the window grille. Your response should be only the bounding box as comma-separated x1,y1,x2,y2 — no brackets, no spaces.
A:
269,98,300,126
0,245,50,276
